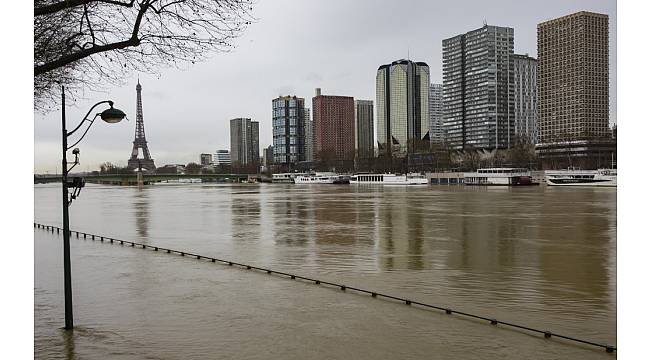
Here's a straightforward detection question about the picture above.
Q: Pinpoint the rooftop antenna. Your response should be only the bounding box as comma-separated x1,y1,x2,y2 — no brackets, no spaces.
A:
483,19,488,26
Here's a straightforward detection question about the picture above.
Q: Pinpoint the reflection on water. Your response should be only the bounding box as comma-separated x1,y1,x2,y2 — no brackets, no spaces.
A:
271,188,311,248
231,189,261,240
377,192,428,271
62,329,76,360
133,189,149,240
538,189,614,308
34,183,616,359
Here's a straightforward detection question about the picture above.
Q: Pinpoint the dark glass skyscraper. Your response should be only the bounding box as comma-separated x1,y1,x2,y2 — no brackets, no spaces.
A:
428,83,444,144
355,100,374,160
229,118,259,167
513,54,538,143
272,95,305,165
442,24,515,151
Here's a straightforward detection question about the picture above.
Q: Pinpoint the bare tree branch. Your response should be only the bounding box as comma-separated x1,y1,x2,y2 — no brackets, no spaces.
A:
35,0,136,17
34,0,256,111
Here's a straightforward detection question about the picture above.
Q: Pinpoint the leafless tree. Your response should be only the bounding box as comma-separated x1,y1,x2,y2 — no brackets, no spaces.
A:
99,161,130,173
459,146,480,171
184,162,202,174
34,0,255,111
506,135,536,168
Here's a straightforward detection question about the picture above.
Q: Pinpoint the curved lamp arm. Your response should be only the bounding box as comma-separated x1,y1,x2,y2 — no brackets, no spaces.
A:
66,100,114,138
67,113,100,150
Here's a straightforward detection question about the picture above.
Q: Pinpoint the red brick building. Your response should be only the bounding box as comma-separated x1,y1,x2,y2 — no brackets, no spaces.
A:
312,88,355,165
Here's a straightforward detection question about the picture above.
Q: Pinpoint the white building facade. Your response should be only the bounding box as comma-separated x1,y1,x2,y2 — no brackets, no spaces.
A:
213,149,231,166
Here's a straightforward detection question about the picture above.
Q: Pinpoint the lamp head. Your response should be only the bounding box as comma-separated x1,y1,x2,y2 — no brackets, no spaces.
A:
100,104,126,124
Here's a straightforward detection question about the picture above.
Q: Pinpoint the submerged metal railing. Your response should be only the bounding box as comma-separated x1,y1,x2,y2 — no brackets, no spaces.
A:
34,222,616,353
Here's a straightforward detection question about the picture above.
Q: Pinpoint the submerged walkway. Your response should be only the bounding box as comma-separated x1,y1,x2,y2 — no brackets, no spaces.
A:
34,222,616,354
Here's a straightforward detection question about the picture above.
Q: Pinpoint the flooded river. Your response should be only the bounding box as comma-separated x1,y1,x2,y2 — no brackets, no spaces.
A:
34,183,616,359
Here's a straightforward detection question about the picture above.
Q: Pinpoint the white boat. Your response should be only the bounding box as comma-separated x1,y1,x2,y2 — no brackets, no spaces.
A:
545,168,616,187
349,173,428,185
293,172,350,184
271,172,310,184
463,168,538,186
176,178,202,183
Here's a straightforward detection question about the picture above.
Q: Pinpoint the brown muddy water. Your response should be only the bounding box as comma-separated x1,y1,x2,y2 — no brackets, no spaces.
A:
34,183,616,359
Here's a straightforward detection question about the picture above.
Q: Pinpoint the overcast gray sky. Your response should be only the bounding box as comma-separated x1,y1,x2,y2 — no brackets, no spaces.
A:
33,0,616,173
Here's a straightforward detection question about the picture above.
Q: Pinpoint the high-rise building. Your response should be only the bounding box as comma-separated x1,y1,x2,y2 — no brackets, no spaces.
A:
428,83,444,144
313,88,355,163
354,100,374,160
262,145,274,167
272,95,306,165
304,108,314,162
200,153,213,166
213,150,231,166
229,118,259,167
512,54,538,143
536,11,611,164
442,24,515,151
376,59,430,156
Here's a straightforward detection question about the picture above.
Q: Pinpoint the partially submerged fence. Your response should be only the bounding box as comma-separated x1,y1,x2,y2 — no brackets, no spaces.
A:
34,222,616,353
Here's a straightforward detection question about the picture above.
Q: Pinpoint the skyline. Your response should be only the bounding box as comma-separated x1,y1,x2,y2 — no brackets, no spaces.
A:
33,0,616,173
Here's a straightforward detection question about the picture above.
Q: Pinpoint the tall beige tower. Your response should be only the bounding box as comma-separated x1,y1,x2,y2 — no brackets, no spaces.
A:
376,59,430,157
536,11,613,168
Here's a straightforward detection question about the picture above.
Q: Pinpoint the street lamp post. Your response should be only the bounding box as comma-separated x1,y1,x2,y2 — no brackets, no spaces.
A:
60,85,126,330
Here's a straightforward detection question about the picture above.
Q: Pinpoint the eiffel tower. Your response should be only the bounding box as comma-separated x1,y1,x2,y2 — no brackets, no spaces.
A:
127,79,156,171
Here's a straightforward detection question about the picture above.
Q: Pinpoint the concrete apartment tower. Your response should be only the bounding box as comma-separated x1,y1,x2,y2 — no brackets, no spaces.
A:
200,153,213,166
272,95,306,166
376,59,430,156
442,24,514,151
536,11,613,167
262,145,274,168
229,118,259,167
312,88,355,165
512,54,538,144
355,99,374,160
428,83,444,144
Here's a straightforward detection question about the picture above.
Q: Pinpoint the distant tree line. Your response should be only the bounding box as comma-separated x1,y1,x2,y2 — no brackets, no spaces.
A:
99,162,131,174
291,135,540,174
